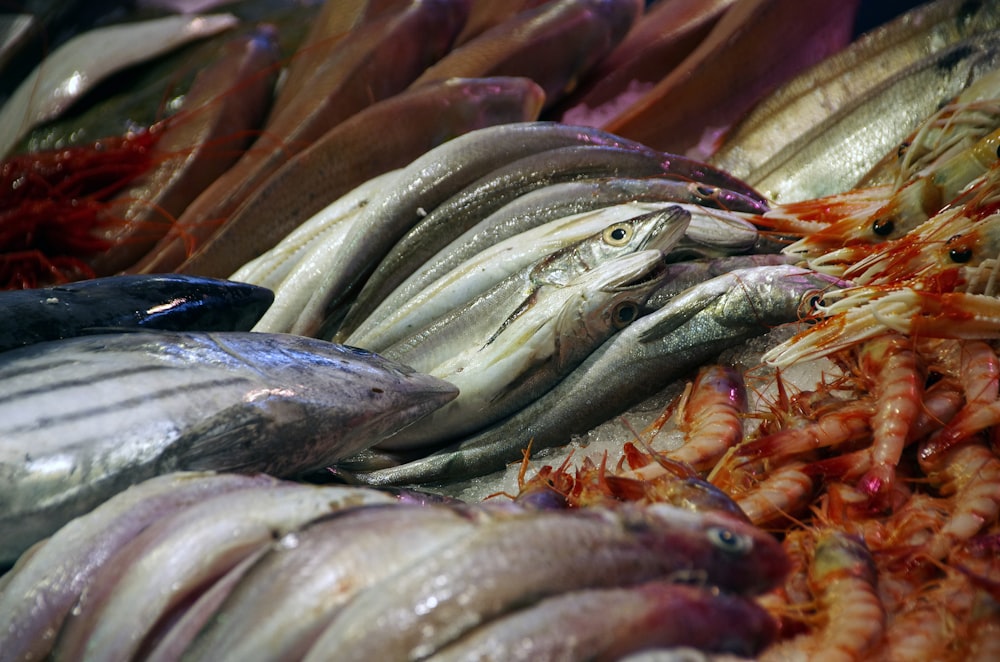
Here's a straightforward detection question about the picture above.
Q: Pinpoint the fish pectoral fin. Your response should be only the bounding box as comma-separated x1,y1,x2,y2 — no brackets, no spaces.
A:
167,400,309,475
638,292,726,343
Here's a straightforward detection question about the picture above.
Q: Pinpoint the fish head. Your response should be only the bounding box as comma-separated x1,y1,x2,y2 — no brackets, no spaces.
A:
564,205,691,273
713,265,849,329
553,249,669,366
668,204,759,259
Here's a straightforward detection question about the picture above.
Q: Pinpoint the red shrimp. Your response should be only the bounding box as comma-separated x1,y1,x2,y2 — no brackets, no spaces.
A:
727,461,815,527
733,398,874,463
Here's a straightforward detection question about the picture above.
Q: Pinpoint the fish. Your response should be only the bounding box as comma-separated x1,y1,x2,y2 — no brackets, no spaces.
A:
300,502,789,661
345,201,685,352
0,274,274,352
0,331,457,563
602,0,860,157
51,481,396,661
748,32,1000,203
131,0,471,274
710,0,1000,181
0,471,279,662
179,502,485,661
378,248,676,450
424,582,778,661
0,13,239,158
338,144,704,336
178,75,546,282
85,26,281,276
353,265,844,485
382,206,690,373
411,0,642,110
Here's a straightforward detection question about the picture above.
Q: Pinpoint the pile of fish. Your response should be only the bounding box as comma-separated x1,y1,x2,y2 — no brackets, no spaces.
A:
4,0,1000,660
0,471,788,661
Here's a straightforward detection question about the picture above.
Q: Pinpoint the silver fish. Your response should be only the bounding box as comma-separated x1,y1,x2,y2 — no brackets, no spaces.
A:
354,265,844,485
301,502,788,662
0,13,238,157
0,331,456,563
379,248,675,450
0,471,276,662
747,33,1000,203
51,482,396,661
382,206,690,373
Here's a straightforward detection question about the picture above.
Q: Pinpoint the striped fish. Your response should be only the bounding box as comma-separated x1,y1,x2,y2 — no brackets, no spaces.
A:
0,331,457,564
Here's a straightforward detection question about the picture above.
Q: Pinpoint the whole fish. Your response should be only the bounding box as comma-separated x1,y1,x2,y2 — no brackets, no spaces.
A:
710,0,1000,181
51,482,396,662
0,13,239,158
180,502,486,661
0,472,278,662
179,76,545,282
132,0,470,274
425,582,777,661
354,265,844,485
0,274,273,352
0,331,457,563
346,201,683,352
748,33,1000,203
301,502,789,661
86,26,281,276
383,206,690,373
379,249,675,450
338,142,765,337
411,0,642,110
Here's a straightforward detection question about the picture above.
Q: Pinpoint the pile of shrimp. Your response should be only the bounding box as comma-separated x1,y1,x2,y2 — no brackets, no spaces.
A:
502,80,1000,661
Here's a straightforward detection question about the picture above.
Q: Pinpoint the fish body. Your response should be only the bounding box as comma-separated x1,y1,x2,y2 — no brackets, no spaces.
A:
356,265,843,485
301,502,788,661
0,331,457,563
0,274,273,352
379,248,675,449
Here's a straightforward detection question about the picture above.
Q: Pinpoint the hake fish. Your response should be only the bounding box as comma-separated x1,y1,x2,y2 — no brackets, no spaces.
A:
0,331,457,564
354,265,844,485
379,248,675,450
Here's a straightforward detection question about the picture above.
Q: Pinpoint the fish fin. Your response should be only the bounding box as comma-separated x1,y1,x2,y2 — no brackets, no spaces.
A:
637,291,726,343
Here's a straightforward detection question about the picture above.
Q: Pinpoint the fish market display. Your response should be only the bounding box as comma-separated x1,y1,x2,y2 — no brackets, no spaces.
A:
0,331,456,564
0,274,273,352
3,0,1000,660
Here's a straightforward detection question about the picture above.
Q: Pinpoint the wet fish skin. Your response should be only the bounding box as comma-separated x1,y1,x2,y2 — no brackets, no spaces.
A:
0,331,457,563
339,143,710,335
711,0,1000,181
379,248,677,449
0,274,274,353
301,502,788,661
0,472,278,662
182,503,484,661
52,482,396,661
748,33,1000,203
355,265,843,485
0,13,239,158
425,582,777,661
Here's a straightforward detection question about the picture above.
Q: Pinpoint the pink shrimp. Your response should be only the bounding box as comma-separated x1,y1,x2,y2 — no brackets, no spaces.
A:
920,443,1000,562
733,398,874,463
882,574,969,662
728,461,815,527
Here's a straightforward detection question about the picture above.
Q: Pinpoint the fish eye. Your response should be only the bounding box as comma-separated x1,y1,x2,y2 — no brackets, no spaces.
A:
693,184,718,200
947,234,973,263
603,223,632,246
707,526,753,555
611,301,639,328
871,217,895,237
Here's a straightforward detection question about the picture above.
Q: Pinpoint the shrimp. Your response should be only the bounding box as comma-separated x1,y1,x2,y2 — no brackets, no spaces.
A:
733,398,873,463
728,461,815,527
919,443,1000,562
882,574,968,662
628,365,747,478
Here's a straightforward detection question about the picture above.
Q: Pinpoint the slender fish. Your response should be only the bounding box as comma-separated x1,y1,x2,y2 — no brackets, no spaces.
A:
0,331,456,562
354,265,843,485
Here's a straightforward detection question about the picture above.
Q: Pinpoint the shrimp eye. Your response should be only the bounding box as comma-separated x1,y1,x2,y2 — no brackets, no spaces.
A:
871,217,895,237
946,234,973,263
897,141,910,159
603,223,632,246
707,526,753,555
611,301,639,328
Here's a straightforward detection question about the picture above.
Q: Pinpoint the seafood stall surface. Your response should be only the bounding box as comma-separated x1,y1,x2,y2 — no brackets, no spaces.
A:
2,0,1000,660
